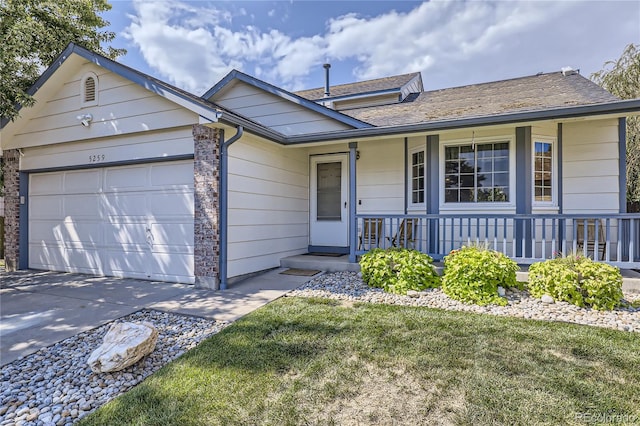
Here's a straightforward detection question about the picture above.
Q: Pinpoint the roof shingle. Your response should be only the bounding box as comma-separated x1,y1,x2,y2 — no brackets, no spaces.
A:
295,72,421,100
339,72,619,126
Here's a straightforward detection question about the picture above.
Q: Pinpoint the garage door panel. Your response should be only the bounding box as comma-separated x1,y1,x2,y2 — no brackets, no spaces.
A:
64,195,102,217
30,196,62,219
56,221,103,246
30,173,63,195
63,170,101,193
147,192,194,216
104,166,148,190
29,243,65,269
102,250,149,276
29,160,195,284
63,248,102,272
148,253,194,281
151,223,194,252
103,193,150,217
150,162,194,187
103,222,148,246
30,221,63,244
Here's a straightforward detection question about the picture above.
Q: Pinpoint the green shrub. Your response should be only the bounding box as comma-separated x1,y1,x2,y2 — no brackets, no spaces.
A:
441,245,520,306
359,248,440,295
527,254,623,310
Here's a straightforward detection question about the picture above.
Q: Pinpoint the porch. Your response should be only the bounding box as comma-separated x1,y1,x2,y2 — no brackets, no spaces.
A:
281,212,640,291
351,213,640,269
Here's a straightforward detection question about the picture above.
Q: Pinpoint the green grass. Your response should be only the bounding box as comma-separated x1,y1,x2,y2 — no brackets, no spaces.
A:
81,297,640,425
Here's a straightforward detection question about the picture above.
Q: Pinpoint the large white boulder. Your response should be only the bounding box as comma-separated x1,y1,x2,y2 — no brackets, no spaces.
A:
88,322,158,373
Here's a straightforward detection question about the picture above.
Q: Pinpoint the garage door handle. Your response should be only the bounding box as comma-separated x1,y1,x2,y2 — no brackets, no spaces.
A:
145,226,155,248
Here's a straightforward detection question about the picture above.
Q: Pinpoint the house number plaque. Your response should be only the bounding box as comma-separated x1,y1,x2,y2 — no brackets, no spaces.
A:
88,154,106,163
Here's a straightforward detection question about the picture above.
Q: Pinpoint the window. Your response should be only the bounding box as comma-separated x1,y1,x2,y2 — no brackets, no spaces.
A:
534,141,553,203
410,149,425,205
444,142,509,203
81,72,98,106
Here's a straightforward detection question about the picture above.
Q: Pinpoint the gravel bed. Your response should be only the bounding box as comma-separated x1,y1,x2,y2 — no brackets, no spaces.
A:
0,310,226,426
288,272,640,333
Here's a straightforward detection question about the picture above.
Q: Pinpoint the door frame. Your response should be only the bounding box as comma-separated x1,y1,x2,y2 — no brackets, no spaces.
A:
309,153,350,251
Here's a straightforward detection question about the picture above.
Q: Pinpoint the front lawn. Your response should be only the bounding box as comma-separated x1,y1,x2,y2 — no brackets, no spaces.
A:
82,297,640,425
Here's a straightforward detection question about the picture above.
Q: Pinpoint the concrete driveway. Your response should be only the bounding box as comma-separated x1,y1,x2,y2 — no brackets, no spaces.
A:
1,269,312,366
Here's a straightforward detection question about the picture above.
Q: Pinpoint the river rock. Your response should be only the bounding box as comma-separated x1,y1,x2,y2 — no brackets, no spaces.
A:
87,322,158,373
541,294,555,304
497,286,506,297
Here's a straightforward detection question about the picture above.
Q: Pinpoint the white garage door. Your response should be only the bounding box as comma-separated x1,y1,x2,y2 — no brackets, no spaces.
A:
28,161,195,284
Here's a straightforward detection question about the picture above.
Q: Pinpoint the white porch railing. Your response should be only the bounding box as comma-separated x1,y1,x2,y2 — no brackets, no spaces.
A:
355,214,640,268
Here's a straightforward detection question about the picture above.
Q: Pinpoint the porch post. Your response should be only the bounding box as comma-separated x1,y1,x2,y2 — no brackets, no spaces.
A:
557,123,565,249
619,117,627,213
515,126,532,258
426,135,440,255
349,142,358,263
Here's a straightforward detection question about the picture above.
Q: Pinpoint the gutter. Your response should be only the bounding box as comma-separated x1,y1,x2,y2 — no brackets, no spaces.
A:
219,125,244,290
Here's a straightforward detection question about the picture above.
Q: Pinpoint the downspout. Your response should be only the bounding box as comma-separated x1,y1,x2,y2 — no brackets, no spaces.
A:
219,125,244,290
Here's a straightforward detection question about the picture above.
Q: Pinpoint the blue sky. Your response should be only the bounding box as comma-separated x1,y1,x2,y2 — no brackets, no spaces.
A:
103,1,640,96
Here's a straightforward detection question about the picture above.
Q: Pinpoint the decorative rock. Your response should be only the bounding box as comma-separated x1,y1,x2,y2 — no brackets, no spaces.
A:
497,286,506,297
541,294,555,304
406,290,420,298
88,322,158,373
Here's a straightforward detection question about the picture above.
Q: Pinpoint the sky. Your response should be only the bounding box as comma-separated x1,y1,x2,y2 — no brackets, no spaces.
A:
103,0,640,97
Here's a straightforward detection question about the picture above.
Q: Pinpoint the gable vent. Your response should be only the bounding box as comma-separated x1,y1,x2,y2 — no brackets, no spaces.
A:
84,77,96,102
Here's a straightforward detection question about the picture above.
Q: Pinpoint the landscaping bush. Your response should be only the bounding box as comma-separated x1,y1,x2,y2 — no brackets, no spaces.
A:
527,254,623,310
441,245,520,306
359,248,440,295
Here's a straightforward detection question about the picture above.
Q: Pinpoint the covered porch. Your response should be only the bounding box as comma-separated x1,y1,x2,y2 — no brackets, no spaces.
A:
302,117,639,268
352,213,640,268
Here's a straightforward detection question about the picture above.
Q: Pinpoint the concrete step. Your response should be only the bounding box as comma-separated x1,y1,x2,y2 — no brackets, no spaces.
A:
280,254,360,273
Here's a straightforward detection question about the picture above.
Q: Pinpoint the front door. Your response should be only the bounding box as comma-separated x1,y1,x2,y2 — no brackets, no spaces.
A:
310,154,349,248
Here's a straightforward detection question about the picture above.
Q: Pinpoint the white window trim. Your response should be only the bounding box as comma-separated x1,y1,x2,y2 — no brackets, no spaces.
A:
439,135,516,210
81,72,99,107
408,145,426,208
531,135,558,208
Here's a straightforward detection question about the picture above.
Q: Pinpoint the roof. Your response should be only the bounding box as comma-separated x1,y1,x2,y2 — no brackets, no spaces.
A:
295,72,422,100
0,43,290,143
3,45,639,148
202,69,372,129
339,72,620,126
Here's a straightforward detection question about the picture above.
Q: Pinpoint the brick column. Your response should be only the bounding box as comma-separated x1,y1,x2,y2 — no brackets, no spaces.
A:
3,149,21,271
193,125,221,289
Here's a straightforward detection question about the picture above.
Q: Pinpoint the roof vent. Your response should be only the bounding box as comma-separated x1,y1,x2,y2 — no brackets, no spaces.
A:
323,63,331,97
81,72,98,106
84,76,96,102
561,66,579,76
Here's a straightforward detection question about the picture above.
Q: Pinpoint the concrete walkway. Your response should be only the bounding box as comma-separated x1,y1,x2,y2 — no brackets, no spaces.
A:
0,268,314,366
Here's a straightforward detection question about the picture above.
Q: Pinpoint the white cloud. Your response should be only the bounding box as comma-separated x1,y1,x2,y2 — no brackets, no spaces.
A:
123,0,637,94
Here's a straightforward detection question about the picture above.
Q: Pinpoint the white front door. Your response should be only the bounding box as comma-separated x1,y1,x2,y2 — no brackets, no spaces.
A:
310,154,349,247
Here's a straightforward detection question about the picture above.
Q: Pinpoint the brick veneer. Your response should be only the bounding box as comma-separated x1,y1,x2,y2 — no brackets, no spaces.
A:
3,149,20,271
192,125,221,289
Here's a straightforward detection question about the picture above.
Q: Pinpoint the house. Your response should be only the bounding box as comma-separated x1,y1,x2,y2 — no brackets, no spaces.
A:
2,43,640,289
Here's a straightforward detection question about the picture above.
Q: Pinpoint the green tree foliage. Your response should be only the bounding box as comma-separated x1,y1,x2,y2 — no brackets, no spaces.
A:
591,44,640,203
0,0,125,122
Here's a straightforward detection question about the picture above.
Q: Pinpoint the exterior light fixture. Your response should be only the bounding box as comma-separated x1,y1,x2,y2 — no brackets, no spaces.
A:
76,113,93,127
